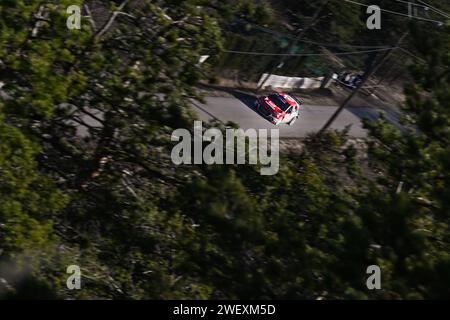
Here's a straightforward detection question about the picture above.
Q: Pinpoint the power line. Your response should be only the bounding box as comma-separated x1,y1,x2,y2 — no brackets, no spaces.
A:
398,47,427,64
319,32,409,134
257,0,331,92
296,38,389,49
398,47,450,71
394,0,430,10
240,19,389,49
224,47,395,57
342,0,445,24
416,0,450,18
395,0,450,19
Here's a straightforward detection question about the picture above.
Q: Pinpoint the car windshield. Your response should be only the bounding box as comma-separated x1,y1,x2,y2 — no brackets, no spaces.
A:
269,94,291,111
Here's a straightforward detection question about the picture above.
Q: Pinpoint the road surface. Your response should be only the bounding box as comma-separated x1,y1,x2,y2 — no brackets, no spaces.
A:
192,94,401,138
72,91,401,138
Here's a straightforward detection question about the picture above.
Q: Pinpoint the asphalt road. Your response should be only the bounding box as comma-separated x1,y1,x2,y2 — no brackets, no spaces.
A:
70,90,400,138
192,94,400,138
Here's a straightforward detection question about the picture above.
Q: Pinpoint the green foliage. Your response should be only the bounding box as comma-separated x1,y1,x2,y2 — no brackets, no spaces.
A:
0,114,67,253
362,21,450,299
0,0,448,300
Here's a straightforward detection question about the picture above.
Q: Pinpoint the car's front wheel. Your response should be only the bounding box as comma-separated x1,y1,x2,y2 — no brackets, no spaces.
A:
288,116,298,126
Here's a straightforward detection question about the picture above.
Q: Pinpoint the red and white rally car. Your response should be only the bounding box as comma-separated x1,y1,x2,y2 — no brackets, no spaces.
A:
255,92,302,126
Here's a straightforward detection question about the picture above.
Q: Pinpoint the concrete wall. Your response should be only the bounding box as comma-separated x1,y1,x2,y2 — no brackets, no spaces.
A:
258,74,325,90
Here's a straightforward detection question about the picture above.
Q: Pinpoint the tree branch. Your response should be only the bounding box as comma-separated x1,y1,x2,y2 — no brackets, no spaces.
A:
83,4,97,32
95,0,130,39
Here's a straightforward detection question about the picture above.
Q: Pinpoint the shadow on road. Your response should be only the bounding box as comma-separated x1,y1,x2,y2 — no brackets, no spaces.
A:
190,101,225,125
347,106,382,122
198,84,273,124
346,105,404,132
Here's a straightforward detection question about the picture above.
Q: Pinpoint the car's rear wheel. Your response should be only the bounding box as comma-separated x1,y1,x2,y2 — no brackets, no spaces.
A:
288,116,298,126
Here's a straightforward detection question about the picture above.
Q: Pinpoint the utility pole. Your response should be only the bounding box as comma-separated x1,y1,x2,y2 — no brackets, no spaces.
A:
256,0,330,93
318,32,408,135
367,51,400,96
